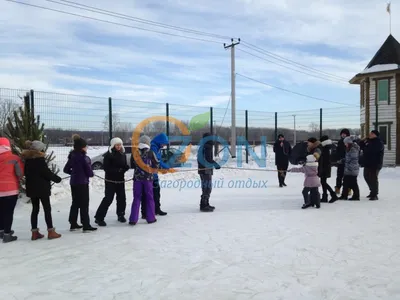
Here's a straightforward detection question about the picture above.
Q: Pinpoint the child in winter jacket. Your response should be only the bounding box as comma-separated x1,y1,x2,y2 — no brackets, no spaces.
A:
94,137,129,226
0,137,23,243
339,136,360,200
63,134,97,232
287,154,321,209
22,140,62,240
129,135,159,225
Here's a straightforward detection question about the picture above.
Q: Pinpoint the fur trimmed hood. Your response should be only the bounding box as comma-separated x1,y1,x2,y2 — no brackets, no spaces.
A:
21,149,46,159
321,139,332,147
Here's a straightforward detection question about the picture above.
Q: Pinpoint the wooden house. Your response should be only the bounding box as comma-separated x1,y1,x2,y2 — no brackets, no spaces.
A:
350,34,400,166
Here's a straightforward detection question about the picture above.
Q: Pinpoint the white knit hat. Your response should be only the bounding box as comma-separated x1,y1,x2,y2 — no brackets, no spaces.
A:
109,137,125,153
306,154,316,162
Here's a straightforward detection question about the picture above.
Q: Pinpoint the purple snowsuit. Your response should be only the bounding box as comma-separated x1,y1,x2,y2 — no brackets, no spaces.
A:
129,146,159,224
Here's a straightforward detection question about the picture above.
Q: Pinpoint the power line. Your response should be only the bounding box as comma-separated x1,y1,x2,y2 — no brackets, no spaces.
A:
236,73,358,107
237,48,348,85
241,41,349,82
45,0,232,40
6,0,223,44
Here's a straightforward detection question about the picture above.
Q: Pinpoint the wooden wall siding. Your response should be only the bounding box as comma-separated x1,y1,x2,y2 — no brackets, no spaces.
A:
397,74,400,165
366,79,370,134
369,75,397,165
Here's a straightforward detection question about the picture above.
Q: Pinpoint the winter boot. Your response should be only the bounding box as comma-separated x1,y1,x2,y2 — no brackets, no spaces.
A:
301,203,312,209
118,216,127,223
48,228,61,240
70,224,83,231
0,230,14,239
95,219,107,227
156,209,167,216
348,197,360,201
129,222,136,226
83,226,98,232
329,193,338,203
3,233,17,243
147,219,157,224
320,194,328,203
335,187,340,194
369,196,379,201
31,229,45,241
206,199,215,210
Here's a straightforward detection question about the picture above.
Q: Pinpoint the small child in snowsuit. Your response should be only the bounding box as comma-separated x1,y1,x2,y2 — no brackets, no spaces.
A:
287,154,321,209
338,136,360,200
129,135,159,225
0,137,23,243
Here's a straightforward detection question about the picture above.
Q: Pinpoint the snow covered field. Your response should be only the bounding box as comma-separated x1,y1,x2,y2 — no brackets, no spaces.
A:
1,145,400,300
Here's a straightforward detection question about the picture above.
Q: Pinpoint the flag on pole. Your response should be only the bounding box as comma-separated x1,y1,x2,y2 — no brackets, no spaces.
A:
387,2,391,14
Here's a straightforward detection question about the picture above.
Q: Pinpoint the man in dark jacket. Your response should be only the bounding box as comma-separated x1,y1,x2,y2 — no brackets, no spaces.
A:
95,137,130,226
359,130,384,200
319,135,338,203
273,134,292,187
335,128,350,194
197,132,221,212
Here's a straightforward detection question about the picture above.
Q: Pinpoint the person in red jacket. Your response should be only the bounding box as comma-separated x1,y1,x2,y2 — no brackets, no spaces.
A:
0,137,23,243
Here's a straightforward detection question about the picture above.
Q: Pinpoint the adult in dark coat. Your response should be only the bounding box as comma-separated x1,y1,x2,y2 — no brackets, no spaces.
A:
335,128,350,194
359,130,384,200
95,137,130,226
22,140,62,240
197,132,221,212
307,137,322,161
319,135,338,203
273,134,292,187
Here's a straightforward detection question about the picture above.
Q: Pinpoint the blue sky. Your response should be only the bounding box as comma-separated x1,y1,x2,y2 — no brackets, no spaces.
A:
0,0,398,131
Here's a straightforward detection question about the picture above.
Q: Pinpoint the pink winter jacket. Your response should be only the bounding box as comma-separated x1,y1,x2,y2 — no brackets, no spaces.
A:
289,162,321,188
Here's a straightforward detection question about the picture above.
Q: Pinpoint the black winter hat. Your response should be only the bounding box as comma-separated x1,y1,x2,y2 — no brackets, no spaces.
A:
308,137,317,143
340,128,350,136
320,135,329,142
278,134,284,138
72,134,87,151
371,130,380,137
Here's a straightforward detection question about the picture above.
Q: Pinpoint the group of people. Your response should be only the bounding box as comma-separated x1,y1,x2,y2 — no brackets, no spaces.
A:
273,128,385,209
0,131,220,243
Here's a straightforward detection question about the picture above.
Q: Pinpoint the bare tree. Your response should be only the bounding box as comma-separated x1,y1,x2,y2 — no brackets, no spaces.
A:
0,98,19,136
103,113,121,133
309,122,320,134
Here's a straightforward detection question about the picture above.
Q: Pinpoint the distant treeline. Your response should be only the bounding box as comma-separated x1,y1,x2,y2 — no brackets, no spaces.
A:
44,125,360,146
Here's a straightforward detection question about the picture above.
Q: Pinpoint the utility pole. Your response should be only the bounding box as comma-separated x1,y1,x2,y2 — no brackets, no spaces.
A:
293,115,296,145
224,38,240,158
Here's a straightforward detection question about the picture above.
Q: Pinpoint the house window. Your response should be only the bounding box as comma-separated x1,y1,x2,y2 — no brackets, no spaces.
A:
373,122,392,150
378,125,388,145
377,79,389,101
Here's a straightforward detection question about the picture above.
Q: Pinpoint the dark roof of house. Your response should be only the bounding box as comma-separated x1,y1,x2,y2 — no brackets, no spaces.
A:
365,34,400,68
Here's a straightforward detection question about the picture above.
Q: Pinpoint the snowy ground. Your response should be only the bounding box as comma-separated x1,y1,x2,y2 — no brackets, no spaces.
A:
1,146,400,300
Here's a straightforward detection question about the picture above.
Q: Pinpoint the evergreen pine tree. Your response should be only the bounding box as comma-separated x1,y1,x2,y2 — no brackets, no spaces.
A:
5,97,59,193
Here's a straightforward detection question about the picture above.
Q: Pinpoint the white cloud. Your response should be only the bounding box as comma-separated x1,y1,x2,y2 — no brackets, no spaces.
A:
1,0,395,118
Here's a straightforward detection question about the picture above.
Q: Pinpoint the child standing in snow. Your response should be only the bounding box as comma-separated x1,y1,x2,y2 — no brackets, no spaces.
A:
23,140,62,240
63,134,97,232
129,135,159,225
338,136,360,200
287,155,321,209
0,137,23,243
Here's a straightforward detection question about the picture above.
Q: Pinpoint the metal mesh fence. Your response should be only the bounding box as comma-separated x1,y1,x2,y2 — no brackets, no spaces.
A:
1,88,362,162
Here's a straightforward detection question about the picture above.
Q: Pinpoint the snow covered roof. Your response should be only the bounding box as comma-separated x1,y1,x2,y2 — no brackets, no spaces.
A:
365,34,400,69
350,34,400,84
360,64,400,74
